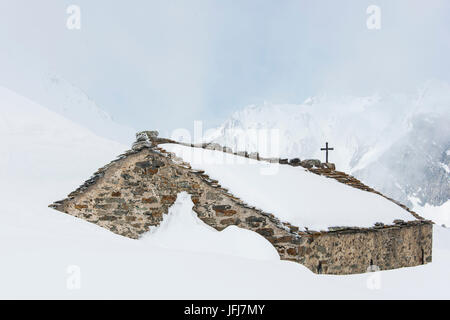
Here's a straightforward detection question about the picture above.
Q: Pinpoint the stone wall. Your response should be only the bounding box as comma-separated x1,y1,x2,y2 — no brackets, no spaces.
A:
50,135,433,275
297,222,432,274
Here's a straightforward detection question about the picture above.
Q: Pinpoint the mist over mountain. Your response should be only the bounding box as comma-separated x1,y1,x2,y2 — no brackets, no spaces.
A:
208,80,450,223
3,74,136,145
42,75,136,144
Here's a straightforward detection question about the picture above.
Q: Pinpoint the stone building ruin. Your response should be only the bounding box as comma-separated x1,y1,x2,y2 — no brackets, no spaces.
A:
49,131,433,275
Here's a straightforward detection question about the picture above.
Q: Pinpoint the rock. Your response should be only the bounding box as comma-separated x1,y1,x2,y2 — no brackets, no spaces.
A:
246,216,265,223
147,131,160,138
135,132,149,142
161,195,177,203
220,218,237,225
245,216,265,227
237,151,249,158
255,228,275,237
301,159,322,168
323,162,336,170
142,130,159,139
205,143,222,151
142,197,158,204
289,158,301,166
135,161,152,169
191,197,200,204
134,131,159,148
328,226,347,232
113,209,129,215
279,158,289,164
121,173,132,180
99,215,117,221
265,157,280,163
286,248,297,256
249,152,260,160
212,205,236,216
132,141,151,150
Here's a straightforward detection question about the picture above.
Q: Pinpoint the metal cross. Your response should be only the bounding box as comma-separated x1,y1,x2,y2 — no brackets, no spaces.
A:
320,142,334,163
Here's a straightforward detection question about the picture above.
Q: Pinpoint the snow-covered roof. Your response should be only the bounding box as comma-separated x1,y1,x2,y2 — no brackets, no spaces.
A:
161,143,417,231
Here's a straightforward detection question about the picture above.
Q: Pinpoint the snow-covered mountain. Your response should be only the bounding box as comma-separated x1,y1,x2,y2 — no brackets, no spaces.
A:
207,81,450,224
0,86,128,196
17,75,136,145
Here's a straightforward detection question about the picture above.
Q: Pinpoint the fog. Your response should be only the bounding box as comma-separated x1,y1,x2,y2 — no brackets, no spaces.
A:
0,0,448,132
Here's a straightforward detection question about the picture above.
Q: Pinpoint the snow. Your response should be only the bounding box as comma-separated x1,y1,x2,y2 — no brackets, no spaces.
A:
410,197,450,227
440,162,450,174
162,143,416,230
1,86,450,299
142,192,279,261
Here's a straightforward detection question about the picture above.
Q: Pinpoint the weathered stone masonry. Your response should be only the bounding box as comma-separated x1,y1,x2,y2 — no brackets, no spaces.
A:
50,132,432,275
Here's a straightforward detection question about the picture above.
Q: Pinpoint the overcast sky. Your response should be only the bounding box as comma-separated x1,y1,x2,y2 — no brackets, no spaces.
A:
0,0,448,132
